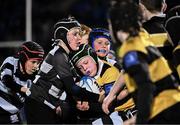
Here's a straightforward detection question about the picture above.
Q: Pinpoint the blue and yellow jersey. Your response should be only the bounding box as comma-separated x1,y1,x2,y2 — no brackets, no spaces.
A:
95,59,135,112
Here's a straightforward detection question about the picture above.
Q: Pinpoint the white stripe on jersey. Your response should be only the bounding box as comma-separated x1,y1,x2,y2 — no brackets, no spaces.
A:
14,77,32,87
0,81,9,94
48,85,60,99
92,118,103,125
33,75,40,84
0,57,18,69
49,45,59,56
0,97,19,114
1,69,12,78
40,61,53,74
44,100,56,109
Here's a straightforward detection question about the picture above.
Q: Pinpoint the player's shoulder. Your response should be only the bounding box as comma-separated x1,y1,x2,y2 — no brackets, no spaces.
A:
123,51,140,68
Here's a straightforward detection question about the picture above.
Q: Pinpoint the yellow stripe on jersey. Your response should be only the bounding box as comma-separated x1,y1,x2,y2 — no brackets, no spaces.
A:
173,45,180,78
149,33,172,47
96,61,120,86
119,36,148,57
177,65,180,79
115,98,135,111
124,73,137,93
150,89,180,118
140,28,172,47
149,57,172,82
173,44,180,52
139,28,150,39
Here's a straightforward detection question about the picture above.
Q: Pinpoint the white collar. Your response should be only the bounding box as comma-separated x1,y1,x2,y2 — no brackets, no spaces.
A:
94,58,104,80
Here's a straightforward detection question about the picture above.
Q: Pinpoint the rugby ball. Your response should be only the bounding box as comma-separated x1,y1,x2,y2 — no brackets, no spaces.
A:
78,76,100,94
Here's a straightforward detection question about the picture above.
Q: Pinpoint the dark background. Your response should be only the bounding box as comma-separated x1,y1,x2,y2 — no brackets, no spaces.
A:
0,0,180,64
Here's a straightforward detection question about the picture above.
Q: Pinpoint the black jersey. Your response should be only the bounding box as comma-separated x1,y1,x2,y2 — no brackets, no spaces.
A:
119,32,180,122
0,57,34,114
143,15,166,34
29,45,75,109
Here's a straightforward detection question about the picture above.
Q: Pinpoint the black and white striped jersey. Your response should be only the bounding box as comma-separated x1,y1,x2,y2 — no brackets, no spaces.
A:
28,45,76,109
0,56,34,114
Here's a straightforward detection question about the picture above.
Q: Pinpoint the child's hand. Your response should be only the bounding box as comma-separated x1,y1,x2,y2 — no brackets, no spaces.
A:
76,101,89,111
98,90,105,103
123,115,136,125
20,86,28,93
56,106,62,116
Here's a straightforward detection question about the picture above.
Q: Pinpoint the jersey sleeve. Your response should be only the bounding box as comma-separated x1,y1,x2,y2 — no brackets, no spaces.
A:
52,52,73,78
123,51,151,84
0,57,22,92
123,51,154,123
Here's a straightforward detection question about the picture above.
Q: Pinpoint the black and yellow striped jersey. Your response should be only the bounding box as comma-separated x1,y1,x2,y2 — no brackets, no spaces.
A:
95,59,135,111
173,44,180,79
136,28,172,47
139,28,174,61
118,32,180,120
96,60,119,87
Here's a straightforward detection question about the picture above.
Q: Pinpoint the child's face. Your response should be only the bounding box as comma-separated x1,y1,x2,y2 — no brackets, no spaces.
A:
67,27,82,51
25,59,41,75
76,56,97,77
93,37,110,58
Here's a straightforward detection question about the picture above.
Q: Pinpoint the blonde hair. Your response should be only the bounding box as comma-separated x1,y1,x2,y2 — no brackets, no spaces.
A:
80,24,92,36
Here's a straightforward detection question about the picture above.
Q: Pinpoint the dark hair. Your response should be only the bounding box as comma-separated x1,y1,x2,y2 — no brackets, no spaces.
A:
108,0,142,37
141,0,165,12
165,5,180,46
